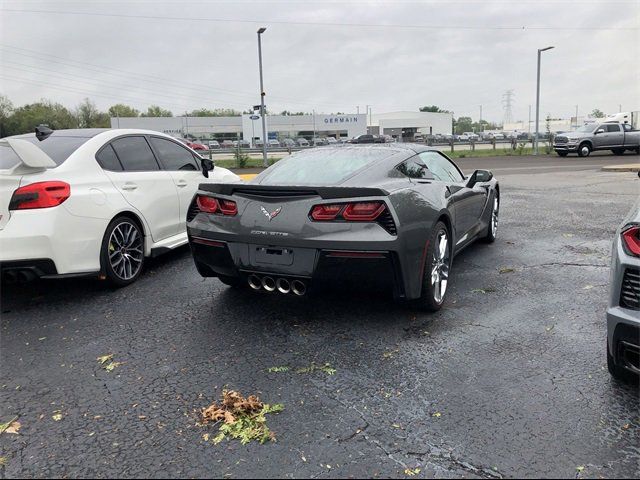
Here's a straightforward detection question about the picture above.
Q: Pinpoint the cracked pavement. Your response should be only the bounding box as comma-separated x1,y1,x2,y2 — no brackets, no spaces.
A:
1,156,639,478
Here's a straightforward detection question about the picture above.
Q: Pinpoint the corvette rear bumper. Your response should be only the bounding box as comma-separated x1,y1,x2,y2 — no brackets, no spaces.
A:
189,236,406,298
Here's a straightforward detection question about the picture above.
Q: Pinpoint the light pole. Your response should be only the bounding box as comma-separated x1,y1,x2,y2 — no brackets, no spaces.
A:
257,27,268,167
534,46,554,155
365,104,371,134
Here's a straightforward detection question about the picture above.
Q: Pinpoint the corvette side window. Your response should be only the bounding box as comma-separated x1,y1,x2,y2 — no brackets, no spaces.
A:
419,152,464,183
396,157,432,179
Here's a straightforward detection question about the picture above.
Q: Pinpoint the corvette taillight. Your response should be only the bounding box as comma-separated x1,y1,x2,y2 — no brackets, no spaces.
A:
9,181,70,210
310,201,386,222
195,195,237,216
342,202,386,221
311,204,343,221
622,225,640,257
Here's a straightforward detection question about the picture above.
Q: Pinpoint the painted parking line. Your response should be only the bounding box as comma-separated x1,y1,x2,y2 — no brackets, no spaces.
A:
238,173,258,181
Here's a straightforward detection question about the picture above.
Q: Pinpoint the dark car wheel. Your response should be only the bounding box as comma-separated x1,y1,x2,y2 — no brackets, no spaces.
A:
607,343,638,384
577,143,591,157
482,193,499,243
417,221,452,312
556,151,568,157
101,216,145,287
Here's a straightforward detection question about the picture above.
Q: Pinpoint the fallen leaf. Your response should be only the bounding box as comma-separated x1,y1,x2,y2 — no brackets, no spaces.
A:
583,285,594,290
472,287,497,294
202,433,210,441
105,361,123,372
52,413,63,422
432,412,442,418
391,423,401,429
499,267,515,274
0,417,20,435
38,337,46,341
97,354,113,365
4,421,20,434
545,325,555,333
576,466,585,473
267,366,290,373
622,424,630,430
0,456,7,466
404,468,421,476
563,233,574,238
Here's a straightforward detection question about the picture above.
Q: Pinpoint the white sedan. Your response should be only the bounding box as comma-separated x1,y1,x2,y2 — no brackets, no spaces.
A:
0,128,239,286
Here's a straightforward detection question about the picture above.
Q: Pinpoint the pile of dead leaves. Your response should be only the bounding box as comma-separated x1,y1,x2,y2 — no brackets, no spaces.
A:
201,390,283,445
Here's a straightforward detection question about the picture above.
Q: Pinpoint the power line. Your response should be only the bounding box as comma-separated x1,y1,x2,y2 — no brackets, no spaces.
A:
0,8,636,30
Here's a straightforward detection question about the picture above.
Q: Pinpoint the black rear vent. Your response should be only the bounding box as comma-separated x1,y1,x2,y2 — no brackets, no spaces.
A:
377,209,397,235
234,188,316,198
621,269,640,310
186,199,200,222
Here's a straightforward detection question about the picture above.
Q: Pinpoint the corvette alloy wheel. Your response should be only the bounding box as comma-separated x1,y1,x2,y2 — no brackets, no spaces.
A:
431,229,450,304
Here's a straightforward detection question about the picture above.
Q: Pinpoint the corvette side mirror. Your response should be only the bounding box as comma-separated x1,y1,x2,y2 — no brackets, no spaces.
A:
201,158,214,178
466,169,493,188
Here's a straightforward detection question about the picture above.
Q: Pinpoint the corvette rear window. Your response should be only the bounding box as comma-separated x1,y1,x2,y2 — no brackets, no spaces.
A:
257,148,396,186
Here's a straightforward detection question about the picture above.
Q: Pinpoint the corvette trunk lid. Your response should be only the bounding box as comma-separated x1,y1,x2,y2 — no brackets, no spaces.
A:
195,183,392,241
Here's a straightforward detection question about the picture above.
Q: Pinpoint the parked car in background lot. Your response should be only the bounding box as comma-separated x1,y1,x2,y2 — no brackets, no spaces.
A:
282,138,296,148
313,137,328,146
350,134,384,144
554,122,640,157
268,139,281,148
607,191,640,382
221,140,234,148
296,138,309,147
186,144,499,311
0,128,239,286
208,140,220,149
179,139,208,151
326,137,338,144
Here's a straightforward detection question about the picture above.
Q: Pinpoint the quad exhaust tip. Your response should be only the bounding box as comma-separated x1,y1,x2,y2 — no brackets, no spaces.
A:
291,280,306,296
247,274,306,295
262,276,276,292
276,278,291,294
247,274,262,290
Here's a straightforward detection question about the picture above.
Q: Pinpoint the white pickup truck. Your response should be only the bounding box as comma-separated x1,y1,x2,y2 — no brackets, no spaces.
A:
553,122,640,157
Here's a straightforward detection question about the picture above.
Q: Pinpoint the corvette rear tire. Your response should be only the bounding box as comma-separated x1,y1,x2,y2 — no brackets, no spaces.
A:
101,216,145,287
417,221,452,312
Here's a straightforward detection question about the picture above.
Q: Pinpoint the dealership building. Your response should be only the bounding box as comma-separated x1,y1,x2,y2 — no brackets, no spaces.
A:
110,111,452,143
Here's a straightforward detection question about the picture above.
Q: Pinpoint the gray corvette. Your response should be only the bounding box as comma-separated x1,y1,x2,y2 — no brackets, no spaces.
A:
607,189,640,381
187,144,499,310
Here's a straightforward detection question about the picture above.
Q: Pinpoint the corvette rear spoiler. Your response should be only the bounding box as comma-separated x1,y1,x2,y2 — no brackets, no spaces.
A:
198,183,390,199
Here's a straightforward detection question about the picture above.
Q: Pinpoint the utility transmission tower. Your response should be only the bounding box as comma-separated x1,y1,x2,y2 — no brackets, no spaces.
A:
502,90,515,126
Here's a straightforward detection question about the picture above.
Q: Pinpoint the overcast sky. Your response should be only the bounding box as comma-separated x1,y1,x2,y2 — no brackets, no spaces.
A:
1,0,638,122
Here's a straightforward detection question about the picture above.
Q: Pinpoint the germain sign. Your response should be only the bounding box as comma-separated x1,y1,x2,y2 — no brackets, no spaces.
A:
324,116,360,124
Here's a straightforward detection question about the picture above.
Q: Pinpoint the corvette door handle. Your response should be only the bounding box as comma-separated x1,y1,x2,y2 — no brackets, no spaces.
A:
176,180,188,187
122,183,138,191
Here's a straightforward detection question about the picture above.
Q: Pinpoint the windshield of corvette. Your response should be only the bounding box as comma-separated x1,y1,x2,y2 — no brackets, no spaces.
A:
257,147,397,185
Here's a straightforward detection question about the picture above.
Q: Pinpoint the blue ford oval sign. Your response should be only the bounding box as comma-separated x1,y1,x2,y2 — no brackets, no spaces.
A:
249,115,260,120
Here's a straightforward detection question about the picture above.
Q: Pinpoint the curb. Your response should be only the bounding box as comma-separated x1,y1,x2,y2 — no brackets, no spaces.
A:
601,164,640,172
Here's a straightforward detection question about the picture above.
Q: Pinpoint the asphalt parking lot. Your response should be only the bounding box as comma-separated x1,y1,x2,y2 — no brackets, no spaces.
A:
1,154,639,479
